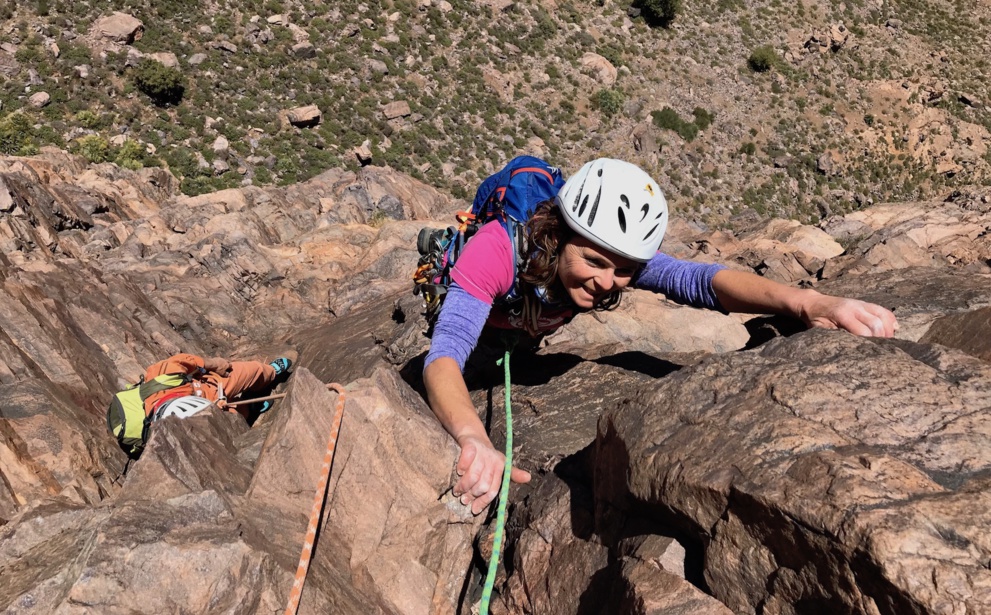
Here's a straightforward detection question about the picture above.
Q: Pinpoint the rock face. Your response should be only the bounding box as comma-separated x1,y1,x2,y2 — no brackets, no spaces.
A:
1,368,481,613
596,329,991,614
920,306,991,362
492,470,733,615
2,149,991,613
0,149,456,522
820,202,991,277
0,258,186,523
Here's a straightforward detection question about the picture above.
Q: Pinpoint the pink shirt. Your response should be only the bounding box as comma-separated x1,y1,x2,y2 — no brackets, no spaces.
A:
450,222,514,300
450,223,574,332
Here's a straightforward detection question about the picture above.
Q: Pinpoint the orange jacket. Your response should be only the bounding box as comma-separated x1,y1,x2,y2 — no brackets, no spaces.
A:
142,353,219,414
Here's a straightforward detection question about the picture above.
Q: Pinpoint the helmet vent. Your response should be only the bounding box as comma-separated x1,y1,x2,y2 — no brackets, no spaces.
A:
578,194,589,217
618,194,630,232
640,203,650,222
573,173,591,211
587,186,602,225
643,224,660,241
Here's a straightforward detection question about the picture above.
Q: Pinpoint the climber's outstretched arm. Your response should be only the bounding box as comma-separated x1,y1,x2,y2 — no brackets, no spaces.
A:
711,269,898,337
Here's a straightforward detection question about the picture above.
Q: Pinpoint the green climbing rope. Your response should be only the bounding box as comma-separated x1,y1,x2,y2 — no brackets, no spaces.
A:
478,345,514,614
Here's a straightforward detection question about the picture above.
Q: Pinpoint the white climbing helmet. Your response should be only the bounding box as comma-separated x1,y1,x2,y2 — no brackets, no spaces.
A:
556,158,668,263
154,396,215,421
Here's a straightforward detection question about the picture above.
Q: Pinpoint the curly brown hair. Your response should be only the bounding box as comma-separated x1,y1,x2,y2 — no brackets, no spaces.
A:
515,201,625,336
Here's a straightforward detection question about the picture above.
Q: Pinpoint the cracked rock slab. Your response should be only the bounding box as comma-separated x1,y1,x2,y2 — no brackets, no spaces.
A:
596,329,991,614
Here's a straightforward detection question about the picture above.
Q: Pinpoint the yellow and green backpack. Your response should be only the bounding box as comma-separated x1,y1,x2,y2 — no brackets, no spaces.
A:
106,373,189,457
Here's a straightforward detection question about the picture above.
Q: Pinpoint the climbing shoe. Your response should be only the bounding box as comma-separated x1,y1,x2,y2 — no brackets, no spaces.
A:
269,357,292,377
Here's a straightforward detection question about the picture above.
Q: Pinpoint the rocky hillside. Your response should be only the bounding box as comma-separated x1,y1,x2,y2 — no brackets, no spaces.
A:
0,145,989,612
0,0,988,224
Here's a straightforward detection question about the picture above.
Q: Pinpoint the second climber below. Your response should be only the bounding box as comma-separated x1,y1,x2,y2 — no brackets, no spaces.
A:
422,158,898,515
141,353,292,420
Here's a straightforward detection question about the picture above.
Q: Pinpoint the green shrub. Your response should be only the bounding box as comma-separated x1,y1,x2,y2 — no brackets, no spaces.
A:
636,0,681,27
597,44,623,67
532,7,557,40
72,134,111,163
132,59,185,106
15,44,43,63
748,45,777,72
58,42,92,67
74,110,105,130
595,88,624,116
0,113,39,155
114,139,145,170
739,141,757,155
103,50,128,75
181,175,219,196
162,147,202,179
253,166,273,185
34,124,63,148
692,107,715,131
651,106,699,142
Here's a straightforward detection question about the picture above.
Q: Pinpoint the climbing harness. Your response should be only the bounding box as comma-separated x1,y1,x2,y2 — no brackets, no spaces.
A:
479,341,516,615
283,382,348,615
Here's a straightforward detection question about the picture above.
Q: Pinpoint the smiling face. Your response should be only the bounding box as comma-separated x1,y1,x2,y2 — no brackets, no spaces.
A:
556,235,639,309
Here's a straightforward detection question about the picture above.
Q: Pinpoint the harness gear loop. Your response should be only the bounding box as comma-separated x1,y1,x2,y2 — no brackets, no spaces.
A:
479,341,515,614
283,383,347,615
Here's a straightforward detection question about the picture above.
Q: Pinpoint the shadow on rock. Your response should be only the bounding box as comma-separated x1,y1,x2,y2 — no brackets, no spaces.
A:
592,351,686,380
742,314,807,350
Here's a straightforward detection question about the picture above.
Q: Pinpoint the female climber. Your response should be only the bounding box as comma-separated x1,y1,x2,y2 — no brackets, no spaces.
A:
423,158,898,514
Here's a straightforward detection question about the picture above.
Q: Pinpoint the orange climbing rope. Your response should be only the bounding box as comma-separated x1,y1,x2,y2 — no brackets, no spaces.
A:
283,383,347,615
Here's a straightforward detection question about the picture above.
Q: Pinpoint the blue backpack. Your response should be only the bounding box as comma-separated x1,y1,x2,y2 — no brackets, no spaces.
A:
413,155,565,322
